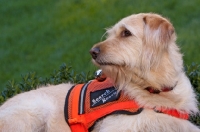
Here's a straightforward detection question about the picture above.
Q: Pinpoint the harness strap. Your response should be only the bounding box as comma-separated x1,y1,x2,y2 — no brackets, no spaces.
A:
66,84,87,131
65,83,142,132
154,107,189,120
69,101,140,125
65,79,189,132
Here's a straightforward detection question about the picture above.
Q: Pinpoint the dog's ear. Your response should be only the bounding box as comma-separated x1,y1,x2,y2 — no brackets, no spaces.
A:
143,14,175,46
141,14,176,70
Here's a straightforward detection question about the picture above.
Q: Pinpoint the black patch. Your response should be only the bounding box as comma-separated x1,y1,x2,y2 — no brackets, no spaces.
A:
90,87,120,108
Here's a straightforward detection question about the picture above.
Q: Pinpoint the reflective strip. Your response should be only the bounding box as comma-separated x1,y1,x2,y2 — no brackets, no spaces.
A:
79,80,92,114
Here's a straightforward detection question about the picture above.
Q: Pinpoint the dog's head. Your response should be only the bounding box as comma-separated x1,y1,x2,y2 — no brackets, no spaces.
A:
90,13,183,91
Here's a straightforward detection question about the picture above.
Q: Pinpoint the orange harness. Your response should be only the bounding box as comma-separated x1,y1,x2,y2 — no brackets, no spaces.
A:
64,78,189,132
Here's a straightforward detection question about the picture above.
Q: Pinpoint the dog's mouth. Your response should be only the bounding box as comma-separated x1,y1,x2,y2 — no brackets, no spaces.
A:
93,59,117,66
98,62,116,66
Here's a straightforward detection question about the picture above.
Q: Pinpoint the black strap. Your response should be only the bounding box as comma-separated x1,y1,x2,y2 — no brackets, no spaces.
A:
88,108,143,131
64,85,75,125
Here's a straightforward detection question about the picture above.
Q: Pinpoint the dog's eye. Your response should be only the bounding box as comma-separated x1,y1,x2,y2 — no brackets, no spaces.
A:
121,29,132,37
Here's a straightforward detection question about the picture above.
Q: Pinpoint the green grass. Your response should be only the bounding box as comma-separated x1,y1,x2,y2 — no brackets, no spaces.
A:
0,0,200,91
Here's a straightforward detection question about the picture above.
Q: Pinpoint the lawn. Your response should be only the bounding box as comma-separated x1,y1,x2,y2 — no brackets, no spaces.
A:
0,0,200,91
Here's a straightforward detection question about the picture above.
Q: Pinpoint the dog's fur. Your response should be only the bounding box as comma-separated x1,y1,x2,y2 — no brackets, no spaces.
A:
0,13,199,132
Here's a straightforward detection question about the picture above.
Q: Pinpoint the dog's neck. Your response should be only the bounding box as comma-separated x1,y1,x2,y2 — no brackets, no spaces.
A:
145,81,177,94
119,72,198,114
145,86,173,94
101,66,198,113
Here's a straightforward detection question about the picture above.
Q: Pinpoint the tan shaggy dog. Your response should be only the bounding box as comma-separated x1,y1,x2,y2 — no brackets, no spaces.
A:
0,13,200,132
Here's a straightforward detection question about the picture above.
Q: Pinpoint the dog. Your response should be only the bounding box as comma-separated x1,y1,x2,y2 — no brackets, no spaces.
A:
0,13,199,132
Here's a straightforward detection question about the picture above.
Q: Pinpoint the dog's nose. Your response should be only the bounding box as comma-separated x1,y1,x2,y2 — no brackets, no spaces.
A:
90,47,100,59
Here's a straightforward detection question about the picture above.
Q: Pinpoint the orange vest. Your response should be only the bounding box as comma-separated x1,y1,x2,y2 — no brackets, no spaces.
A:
64,78,189,132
